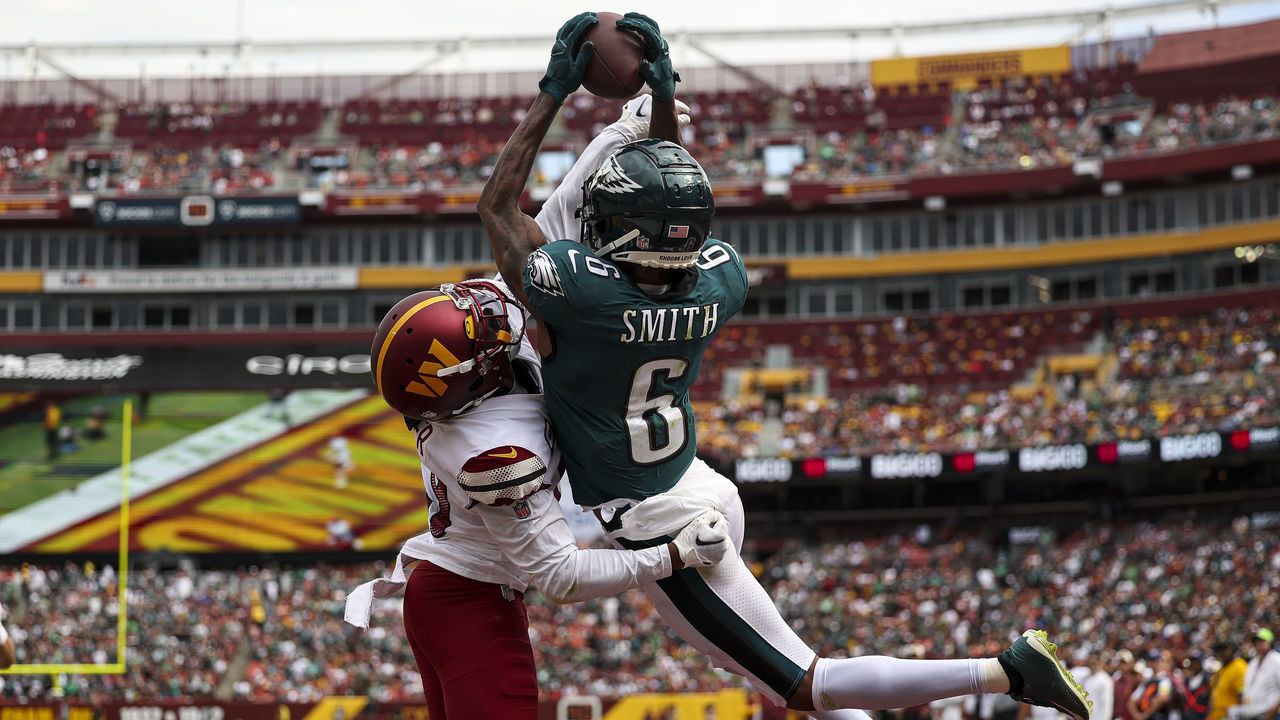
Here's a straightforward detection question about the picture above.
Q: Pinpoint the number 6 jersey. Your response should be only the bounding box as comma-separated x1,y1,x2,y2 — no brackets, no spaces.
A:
522,239,748,508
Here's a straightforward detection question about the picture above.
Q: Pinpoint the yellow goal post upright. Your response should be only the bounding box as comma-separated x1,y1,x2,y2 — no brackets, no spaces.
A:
0,400,134,693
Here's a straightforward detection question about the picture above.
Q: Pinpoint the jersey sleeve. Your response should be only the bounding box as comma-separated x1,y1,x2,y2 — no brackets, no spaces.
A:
522,240,587,326
475,489,673,603
457,446,549,506
533,124,632,244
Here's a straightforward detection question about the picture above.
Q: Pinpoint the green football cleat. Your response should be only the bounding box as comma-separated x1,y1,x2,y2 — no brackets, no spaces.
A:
998,630,1093,720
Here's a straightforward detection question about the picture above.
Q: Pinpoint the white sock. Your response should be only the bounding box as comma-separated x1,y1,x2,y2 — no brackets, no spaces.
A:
811,710,874,720
812,655,1002,712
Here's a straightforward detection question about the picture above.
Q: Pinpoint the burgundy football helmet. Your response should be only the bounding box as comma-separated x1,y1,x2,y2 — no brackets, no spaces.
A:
371,280,523,421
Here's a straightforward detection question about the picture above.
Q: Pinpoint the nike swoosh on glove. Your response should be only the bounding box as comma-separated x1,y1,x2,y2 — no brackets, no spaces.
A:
672,508,731,568
613,94,692,140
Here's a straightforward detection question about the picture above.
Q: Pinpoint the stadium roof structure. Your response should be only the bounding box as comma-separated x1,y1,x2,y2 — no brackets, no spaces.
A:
0,0,1259,59
0,0,1272,105
0,0,1267,76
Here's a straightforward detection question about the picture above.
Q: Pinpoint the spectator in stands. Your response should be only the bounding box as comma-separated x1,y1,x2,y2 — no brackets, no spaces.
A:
1080,652,1115,720
1114,650,1142,720
1182,652,1211,720
1240,629,1280,720
1210,642,1247,720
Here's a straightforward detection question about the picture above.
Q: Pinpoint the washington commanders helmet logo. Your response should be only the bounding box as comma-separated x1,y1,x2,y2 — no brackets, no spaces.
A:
405,340,462,398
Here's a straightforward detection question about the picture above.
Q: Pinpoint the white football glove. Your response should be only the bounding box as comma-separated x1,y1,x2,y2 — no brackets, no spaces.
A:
614,94,692,140
672,508,731,568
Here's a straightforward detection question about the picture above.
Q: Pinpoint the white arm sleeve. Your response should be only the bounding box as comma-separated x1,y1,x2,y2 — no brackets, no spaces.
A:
533,123,636,244
478,488,672,603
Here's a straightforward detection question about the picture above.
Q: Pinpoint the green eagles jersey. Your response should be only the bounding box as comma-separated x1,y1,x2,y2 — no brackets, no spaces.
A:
523,239,748,507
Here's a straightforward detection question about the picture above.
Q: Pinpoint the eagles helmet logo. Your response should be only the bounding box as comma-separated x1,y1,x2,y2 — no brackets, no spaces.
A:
592,155,643,195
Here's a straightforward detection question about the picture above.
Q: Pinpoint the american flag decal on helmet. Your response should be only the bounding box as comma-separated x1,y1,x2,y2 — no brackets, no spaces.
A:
667,225,690,239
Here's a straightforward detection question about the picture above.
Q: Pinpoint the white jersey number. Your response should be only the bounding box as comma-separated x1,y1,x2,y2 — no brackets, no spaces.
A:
696,243,735,270
626,358,689,465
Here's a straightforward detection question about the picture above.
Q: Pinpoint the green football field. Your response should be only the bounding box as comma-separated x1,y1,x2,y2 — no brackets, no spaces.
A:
0,391,268,515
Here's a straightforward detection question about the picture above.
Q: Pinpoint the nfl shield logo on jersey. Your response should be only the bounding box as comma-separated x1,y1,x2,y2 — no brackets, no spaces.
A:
513,500,531,519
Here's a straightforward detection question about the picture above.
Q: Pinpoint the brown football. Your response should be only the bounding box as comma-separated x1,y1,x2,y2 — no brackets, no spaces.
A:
578,11,647,100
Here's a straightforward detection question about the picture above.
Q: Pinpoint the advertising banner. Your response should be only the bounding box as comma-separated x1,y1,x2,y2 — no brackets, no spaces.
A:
94,198,181,226
93,196,300,227
0,692,764,720
0,195,67,220
436,189,483,215
0,343,370,391
871,45,1071,87
726,428,1279,485
788,179,911,206
212,196,301,224
325,192,423,216
44,267,358,293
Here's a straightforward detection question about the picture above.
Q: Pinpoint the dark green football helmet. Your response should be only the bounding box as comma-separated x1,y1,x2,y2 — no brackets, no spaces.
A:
579,139,715,269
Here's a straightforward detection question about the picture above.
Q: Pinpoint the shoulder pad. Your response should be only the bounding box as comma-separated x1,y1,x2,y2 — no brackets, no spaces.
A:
458,446,548,506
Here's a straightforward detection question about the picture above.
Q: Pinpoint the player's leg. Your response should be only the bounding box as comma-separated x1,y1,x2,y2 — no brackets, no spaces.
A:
638,529,1012,713
402,561,539,719
806,631,1091,720
811,711,875,720
629,461,1064,716
402,568,448,719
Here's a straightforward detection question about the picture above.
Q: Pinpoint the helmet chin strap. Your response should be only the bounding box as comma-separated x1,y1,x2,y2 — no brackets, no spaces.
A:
433,358,476,377
595,228,642,258
610,249,701,269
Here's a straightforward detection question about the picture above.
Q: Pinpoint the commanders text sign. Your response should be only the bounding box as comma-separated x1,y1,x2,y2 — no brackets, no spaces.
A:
872,45,1070,87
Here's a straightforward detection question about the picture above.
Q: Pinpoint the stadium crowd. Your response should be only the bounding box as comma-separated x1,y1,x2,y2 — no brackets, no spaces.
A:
61,142,283,195
0,508,1277,710
335,85,1279,185
1,75,1276,193
699,303,1280,460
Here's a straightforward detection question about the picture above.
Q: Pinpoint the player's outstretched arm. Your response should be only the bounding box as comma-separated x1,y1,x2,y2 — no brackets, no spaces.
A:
480,491,730,604
479,12,596,310
649,97,682,145
478,92,558,311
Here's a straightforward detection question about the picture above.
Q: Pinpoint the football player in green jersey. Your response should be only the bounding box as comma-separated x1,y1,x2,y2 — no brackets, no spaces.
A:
478,11,1092,720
